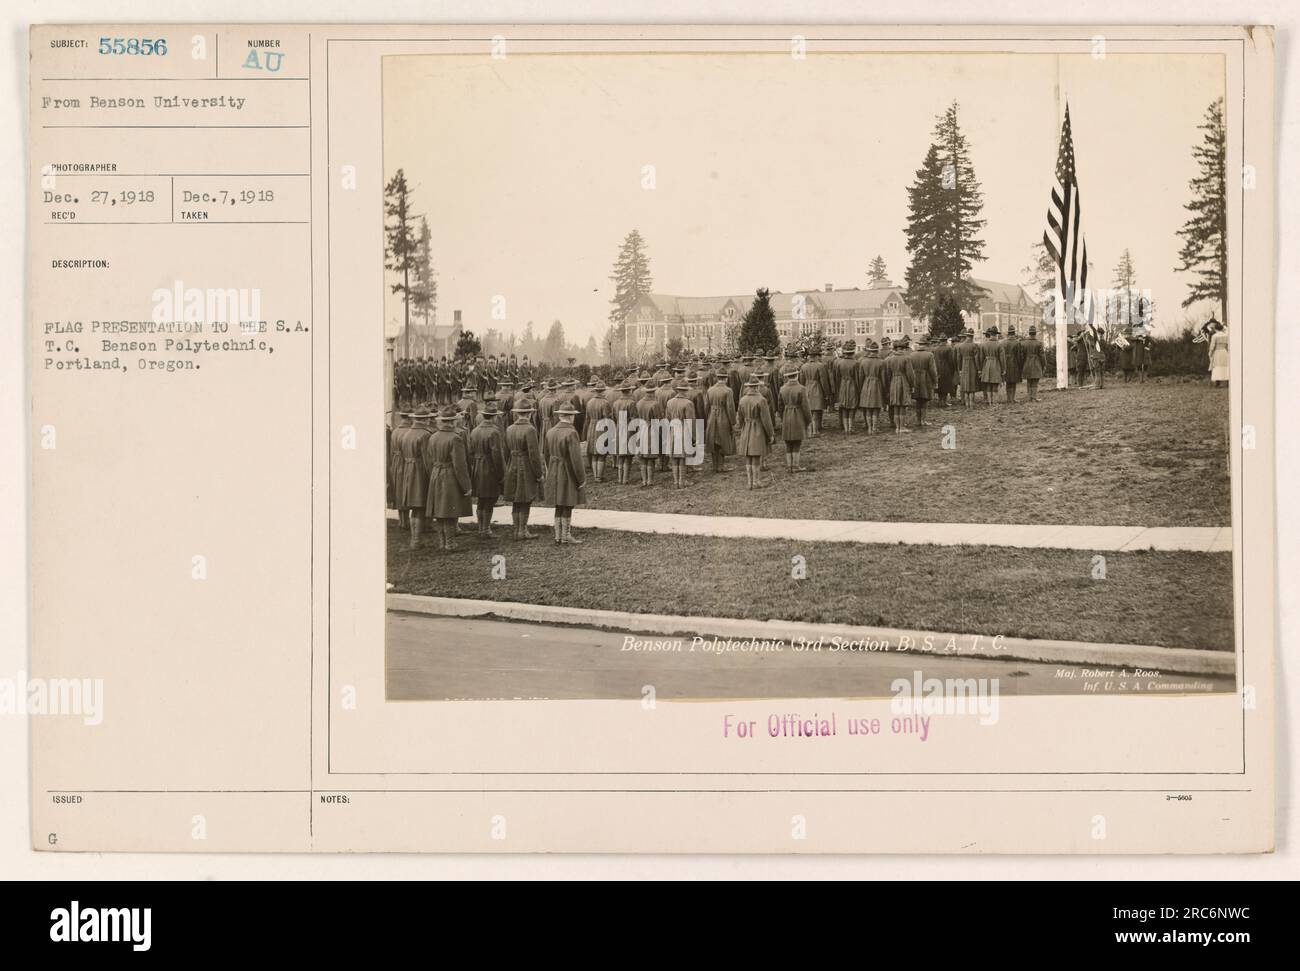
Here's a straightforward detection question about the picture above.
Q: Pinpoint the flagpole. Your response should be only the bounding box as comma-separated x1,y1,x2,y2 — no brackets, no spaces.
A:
1054,61,1069,391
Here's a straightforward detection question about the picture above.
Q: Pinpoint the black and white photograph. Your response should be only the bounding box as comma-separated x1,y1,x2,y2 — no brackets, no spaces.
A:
12,8,1286,870
381,50,1236,702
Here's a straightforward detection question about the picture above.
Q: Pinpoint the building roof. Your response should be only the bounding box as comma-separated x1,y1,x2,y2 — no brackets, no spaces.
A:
640,293,761,318
801,286,905,314
632,278,1036,322
970,278,1034,308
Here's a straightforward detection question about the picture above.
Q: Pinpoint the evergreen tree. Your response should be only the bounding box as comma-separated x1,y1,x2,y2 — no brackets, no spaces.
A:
903,102,988,319
868,255,890,287
1112,249,1138,331
383,169,419,357
928,294,965,341
1176,98,1227,324
411,215,437,335
608,229,655,346
543,320,566,363
738,288,779,353
455,329,481,360
903,146,948,316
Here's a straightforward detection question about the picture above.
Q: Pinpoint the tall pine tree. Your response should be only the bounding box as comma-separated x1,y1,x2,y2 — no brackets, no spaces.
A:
608,229,654,351
383,169,419,358
543,320,567,363
903,102,988,320
411,215,437,339
1176,98,1227,325
1112,249,1138,332
739,288,779,353
867,255,889,287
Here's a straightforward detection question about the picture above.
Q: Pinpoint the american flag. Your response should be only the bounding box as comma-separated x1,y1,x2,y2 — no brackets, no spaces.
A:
1043,104,1096,344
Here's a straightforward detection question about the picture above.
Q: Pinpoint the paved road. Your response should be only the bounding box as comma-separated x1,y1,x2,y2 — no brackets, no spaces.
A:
387,612,1234,701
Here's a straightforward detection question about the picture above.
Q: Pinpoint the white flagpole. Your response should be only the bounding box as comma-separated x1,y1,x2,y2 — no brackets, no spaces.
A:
1054,60,1069,391
1056,296,1068,389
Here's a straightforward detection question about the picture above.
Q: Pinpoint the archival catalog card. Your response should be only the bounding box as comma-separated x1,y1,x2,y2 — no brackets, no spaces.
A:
26,24,1275,853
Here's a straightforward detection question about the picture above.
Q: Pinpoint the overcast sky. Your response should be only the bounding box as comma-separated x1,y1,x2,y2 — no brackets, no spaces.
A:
383,51,1224,342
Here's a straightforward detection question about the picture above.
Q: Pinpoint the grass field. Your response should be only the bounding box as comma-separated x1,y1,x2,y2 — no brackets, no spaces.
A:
387,522,1234,651
571,380,1230,527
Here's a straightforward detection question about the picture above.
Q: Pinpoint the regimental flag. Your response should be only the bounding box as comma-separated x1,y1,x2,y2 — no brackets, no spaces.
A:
1043,103,1096,344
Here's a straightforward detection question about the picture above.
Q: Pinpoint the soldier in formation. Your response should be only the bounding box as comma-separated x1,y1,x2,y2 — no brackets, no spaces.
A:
856,340,886,433
634,378,663,487
798,350,830,436
608,381,637,484
1020,326,1045,400
778,367,812,473
467,399,508,537
425,406,473,552
704,370,737,473
909,335,938,427
884,335,916,433
583,381,613,483
933,336,957,408
544,402,587,544
664,382,697,488
999,326,1023,403
955,329,981,409
736,376,775,489
503,400,545,540
830,340,860,433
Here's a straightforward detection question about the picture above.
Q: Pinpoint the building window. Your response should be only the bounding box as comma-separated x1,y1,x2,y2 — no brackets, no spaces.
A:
855,320,866,336
884,319,901,335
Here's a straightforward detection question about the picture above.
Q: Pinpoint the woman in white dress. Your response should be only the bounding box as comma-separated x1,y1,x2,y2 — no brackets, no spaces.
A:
1208,320,1229,387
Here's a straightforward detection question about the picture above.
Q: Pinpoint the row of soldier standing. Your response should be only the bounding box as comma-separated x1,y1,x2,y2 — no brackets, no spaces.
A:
389,393,587,549
388,324,1061,538
807,323,1049,437
393,353,539,409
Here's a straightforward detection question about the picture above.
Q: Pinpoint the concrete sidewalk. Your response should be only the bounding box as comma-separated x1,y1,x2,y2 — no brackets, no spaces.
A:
387,507,1230,553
